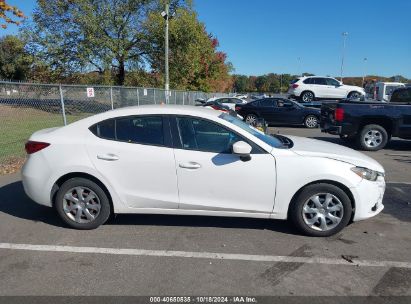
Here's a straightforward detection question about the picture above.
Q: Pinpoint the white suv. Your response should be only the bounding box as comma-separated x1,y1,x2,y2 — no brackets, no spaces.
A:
288,76,365,102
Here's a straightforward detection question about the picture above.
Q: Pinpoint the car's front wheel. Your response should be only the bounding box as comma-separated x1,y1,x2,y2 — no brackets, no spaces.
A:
304,115,319,128
289,183,352,237
55,177,111,229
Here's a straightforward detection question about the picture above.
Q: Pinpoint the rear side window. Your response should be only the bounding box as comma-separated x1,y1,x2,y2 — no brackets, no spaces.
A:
116,116,164,145
303,78,313,84
90,116,164,146
313,78,327,85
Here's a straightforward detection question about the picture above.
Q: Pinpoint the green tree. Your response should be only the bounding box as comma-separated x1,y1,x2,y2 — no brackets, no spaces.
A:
24,0,162,85
144,6,232,92
0,35,31,80
233,74,248,92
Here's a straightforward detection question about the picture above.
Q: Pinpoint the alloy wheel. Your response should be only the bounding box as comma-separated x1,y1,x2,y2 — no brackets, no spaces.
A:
63,187,101,223
364,130,383,148
245,114,257,125
302,92,314,102
302,193,344,231
305,116,318,128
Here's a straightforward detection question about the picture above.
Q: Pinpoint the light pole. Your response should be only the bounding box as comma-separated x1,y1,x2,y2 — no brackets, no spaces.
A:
362,57,367,87
340,32,348,82
161,2,174,104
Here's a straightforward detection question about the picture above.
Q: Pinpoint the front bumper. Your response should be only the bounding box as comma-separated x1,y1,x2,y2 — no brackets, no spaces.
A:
352,176,385,221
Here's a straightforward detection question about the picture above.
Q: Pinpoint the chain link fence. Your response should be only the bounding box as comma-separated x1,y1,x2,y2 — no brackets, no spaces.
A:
0,80,231,171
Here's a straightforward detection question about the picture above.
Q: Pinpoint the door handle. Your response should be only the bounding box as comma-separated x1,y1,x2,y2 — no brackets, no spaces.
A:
97,153,119,161
179,162,201,169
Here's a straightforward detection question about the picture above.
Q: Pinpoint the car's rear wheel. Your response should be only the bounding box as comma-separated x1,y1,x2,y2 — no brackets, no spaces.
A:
304,115,319,128
357,124,388,151
301,91,315,102
289,183,352,237
245,113,258,126
55,178,111,229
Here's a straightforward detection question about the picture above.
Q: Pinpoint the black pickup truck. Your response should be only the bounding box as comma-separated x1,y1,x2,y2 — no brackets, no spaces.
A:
320,87,411,151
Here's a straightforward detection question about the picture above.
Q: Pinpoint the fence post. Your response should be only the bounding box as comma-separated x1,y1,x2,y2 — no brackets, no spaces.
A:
137,88,140,106
110,87,114,110
59,84,67,126
174,90,176,104
182,92,185,105
153,89,156,104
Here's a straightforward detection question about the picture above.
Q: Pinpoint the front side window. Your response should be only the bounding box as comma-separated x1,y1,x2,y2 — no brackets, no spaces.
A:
325,78,340,86
220,114,284,148
90,116,164,146
176,117,243,153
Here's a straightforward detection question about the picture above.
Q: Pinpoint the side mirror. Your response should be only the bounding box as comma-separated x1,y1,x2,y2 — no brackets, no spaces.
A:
232,141,252,161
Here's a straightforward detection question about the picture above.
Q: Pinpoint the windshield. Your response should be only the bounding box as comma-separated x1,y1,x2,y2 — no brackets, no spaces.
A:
220,113,284,148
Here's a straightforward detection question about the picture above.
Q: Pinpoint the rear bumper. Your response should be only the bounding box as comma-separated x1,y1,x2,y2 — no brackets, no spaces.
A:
22,153,53,207
321,122,342,135
321,120,357,137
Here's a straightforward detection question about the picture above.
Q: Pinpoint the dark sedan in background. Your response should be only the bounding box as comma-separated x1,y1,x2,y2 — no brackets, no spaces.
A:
235,98,320,128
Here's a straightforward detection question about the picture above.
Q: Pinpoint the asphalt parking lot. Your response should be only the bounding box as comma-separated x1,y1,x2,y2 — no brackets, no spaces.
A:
0,127,410,296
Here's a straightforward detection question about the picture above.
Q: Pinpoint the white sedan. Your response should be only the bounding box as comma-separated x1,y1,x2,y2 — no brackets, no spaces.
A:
22,105,386,236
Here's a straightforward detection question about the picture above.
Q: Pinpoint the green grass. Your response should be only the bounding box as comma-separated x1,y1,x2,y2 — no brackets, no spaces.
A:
0,105,88,163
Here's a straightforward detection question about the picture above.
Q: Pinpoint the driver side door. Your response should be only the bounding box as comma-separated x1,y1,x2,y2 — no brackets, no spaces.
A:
172,116,277,214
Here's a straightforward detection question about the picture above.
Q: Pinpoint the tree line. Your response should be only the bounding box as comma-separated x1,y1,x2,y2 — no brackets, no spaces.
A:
0,0,233,92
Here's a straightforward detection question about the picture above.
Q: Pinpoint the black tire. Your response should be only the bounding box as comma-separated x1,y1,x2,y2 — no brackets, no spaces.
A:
348,91,361,99
244,113,258,126
304,115,319,128
55,177,111,230
300,91,315,102
289,183,352,237
356,124,389,151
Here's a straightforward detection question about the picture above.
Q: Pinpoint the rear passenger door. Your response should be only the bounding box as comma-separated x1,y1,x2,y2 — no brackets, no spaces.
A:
86,115,179,210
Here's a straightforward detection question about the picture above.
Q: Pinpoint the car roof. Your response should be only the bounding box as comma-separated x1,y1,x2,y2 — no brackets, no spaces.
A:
74,105,221,125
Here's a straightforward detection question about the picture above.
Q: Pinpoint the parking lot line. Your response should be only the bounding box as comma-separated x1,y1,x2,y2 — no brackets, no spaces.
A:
1,242,411,269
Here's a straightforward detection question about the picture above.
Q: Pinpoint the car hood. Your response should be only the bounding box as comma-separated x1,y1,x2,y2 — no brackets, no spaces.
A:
286,135,384,173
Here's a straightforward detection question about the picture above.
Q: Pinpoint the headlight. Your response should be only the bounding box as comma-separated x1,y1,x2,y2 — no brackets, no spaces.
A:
351,167,383,181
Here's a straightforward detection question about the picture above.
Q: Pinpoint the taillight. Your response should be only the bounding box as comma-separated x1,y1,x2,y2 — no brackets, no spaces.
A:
292,84,299,89
335,108,344,122
25,141,50,154
235,106,241,111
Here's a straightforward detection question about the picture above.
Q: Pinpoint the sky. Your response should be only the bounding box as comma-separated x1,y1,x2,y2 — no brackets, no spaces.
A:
3,0,411,78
